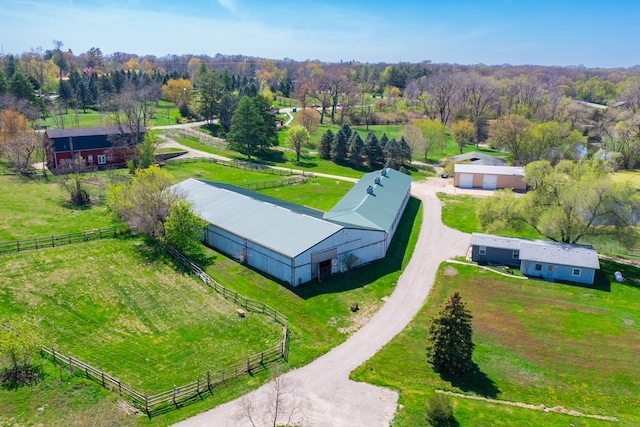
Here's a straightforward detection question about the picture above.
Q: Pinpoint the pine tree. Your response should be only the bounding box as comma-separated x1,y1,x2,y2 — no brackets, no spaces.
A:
319,129,334,160
331,128,348,164
365,131,384,169
348,131,365,168
227,96,264,160
426,292,475,376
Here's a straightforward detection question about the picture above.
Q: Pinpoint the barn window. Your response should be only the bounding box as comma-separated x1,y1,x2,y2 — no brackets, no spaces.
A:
478,246,486,255
87,155,94,163
97,154,106,164
512,249,519,259
572,268,581,276
535,264,542,271
107,153,114,162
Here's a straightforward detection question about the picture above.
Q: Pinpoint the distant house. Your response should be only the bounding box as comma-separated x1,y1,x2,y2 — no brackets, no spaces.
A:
470,233,600,285
173,168,412,286
45,126,145,171
449,151,507,167
454,164,526,191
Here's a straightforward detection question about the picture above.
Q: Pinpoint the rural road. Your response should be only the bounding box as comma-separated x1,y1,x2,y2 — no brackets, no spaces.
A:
173,178,470,427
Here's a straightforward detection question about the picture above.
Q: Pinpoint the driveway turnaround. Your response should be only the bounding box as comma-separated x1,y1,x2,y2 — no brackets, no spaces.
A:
174,179,470,427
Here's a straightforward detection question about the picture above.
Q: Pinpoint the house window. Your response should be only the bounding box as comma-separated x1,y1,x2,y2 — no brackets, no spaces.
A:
512,249,519,259
547,265,554,273
478,246,486,255
572,268,581,276
535,264,542,271
97,154,106,165
106,153,114,162
87,155,94,163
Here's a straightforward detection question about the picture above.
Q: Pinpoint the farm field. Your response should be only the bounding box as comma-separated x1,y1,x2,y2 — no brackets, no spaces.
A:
352,261,640,426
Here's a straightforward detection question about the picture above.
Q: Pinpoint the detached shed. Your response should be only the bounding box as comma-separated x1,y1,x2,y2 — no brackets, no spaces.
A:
454,164,526,191
173,168,412,286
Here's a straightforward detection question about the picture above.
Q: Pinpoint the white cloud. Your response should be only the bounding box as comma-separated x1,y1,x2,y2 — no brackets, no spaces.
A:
218,0,236,13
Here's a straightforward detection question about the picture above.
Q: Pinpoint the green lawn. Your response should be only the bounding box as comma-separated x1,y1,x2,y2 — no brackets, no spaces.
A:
0,174,116,241
352,261,640,426
0,238,282,394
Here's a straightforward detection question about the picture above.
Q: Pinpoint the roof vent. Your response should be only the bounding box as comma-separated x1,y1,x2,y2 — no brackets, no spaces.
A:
381,168,387,177
366,185,374,195
374,176,381,185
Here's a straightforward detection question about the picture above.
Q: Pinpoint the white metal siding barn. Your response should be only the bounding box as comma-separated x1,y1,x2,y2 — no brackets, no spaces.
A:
173,168,412,286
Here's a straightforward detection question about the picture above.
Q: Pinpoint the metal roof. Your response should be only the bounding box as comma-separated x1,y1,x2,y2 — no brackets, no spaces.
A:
450,151,507,166
323,168,412,231
45,126,144,139
470,233,522,250
454,164,524,176
519,240,600,269
172,178,343,259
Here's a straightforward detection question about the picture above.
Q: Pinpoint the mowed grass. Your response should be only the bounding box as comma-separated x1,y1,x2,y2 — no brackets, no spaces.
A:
352,261,640,426
0,238,282,393
0,174,116,241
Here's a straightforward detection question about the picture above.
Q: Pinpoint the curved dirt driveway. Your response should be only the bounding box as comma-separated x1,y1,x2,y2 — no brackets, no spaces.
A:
174,179,470,427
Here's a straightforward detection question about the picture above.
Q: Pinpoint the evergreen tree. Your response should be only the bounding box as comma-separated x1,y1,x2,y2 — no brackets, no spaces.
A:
348,131,365,168
383,137,403,169
251,95,279,149
365,131,384,169
379,132,389,149
195,67,223,124
399,135,412,164
319,129,334,160
340,123,353,141
331,128,348,164
219,93,237,133
9,71,36,102
227,96,264,160
426,292,475,376
0,69,8,95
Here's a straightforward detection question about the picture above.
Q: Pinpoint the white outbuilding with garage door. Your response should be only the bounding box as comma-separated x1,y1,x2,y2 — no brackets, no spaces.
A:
454,164,526,191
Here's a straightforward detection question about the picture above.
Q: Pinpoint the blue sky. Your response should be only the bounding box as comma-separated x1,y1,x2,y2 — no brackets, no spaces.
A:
1,0,638,67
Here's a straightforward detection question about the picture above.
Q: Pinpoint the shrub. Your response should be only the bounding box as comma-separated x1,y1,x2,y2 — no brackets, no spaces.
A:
425,394,456,427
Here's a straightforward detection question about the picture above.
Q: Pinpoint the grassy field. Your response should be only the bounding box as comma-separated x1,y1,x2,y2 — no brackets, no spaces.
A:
352,261,640,426
0,173,117,241
0,238,282,393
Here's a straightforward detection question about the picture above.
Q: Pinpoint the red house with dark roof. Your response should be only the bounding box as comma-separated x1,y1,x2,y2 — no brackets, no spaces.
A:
44,126,145,172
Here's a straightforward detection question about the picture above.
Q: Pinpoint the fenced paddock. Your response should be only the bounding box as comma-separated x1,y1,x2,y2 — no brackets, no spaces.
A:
0,227,118,255
41,245,290,417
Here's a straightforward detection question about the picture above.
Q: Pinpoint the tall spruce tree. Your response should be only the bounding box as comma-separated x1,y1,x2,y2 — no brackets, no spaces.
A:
426,292,475,376
319,129,334,160
331,128,348,164
365,131,384,169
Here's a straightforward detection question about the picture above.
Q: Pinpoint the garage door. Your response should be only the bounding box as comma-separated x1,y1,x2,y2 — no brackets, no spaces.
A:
482,175,498,190
458,173,474,188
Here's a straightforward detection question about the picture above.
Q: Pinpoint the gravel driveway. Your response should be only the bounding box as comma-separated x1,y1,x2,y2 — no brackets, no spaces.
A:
174,179,470,427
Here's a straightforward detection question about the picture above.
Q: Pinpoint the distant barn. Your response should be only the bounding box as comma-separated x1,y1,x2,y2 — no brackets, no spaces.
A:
173,168,412,286
45,126,145,172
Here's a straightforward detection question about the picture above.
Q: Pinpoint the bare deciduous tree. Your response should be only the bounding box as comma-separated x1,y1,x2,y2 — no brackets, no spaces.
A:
236,371,307,427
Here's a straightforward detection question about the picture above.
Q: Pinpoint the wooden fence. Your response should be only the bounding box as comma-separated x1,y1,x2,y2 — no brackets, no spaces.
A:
0,227,118,255
41,245,290,416
165,156,294,177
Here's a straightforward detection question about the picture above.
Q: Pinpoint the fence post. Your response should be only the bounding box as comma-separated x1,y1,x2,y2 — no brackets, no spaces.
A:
35,237,39,249
247,356,251,374
207,371,212,394
101,372,105,387
52,235,55,247
17,241,20,252
145,396,150,418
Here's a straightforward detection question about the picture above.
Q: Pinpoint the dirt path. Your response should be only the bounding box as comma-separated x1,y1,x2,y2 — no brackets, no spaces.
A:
174,179,470,427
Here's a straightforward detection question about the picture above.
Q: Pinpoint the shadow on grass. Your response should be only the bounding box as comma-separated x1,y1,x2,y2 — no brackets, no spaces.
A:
290,196,421,299
131,237,217,274
598,259,640,290
440,363,500,399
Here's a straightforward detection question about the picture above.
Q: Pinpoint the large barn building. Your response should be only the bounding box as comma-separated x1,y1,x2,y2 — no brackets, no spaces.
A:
45,126,145,172
173,168,412,286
